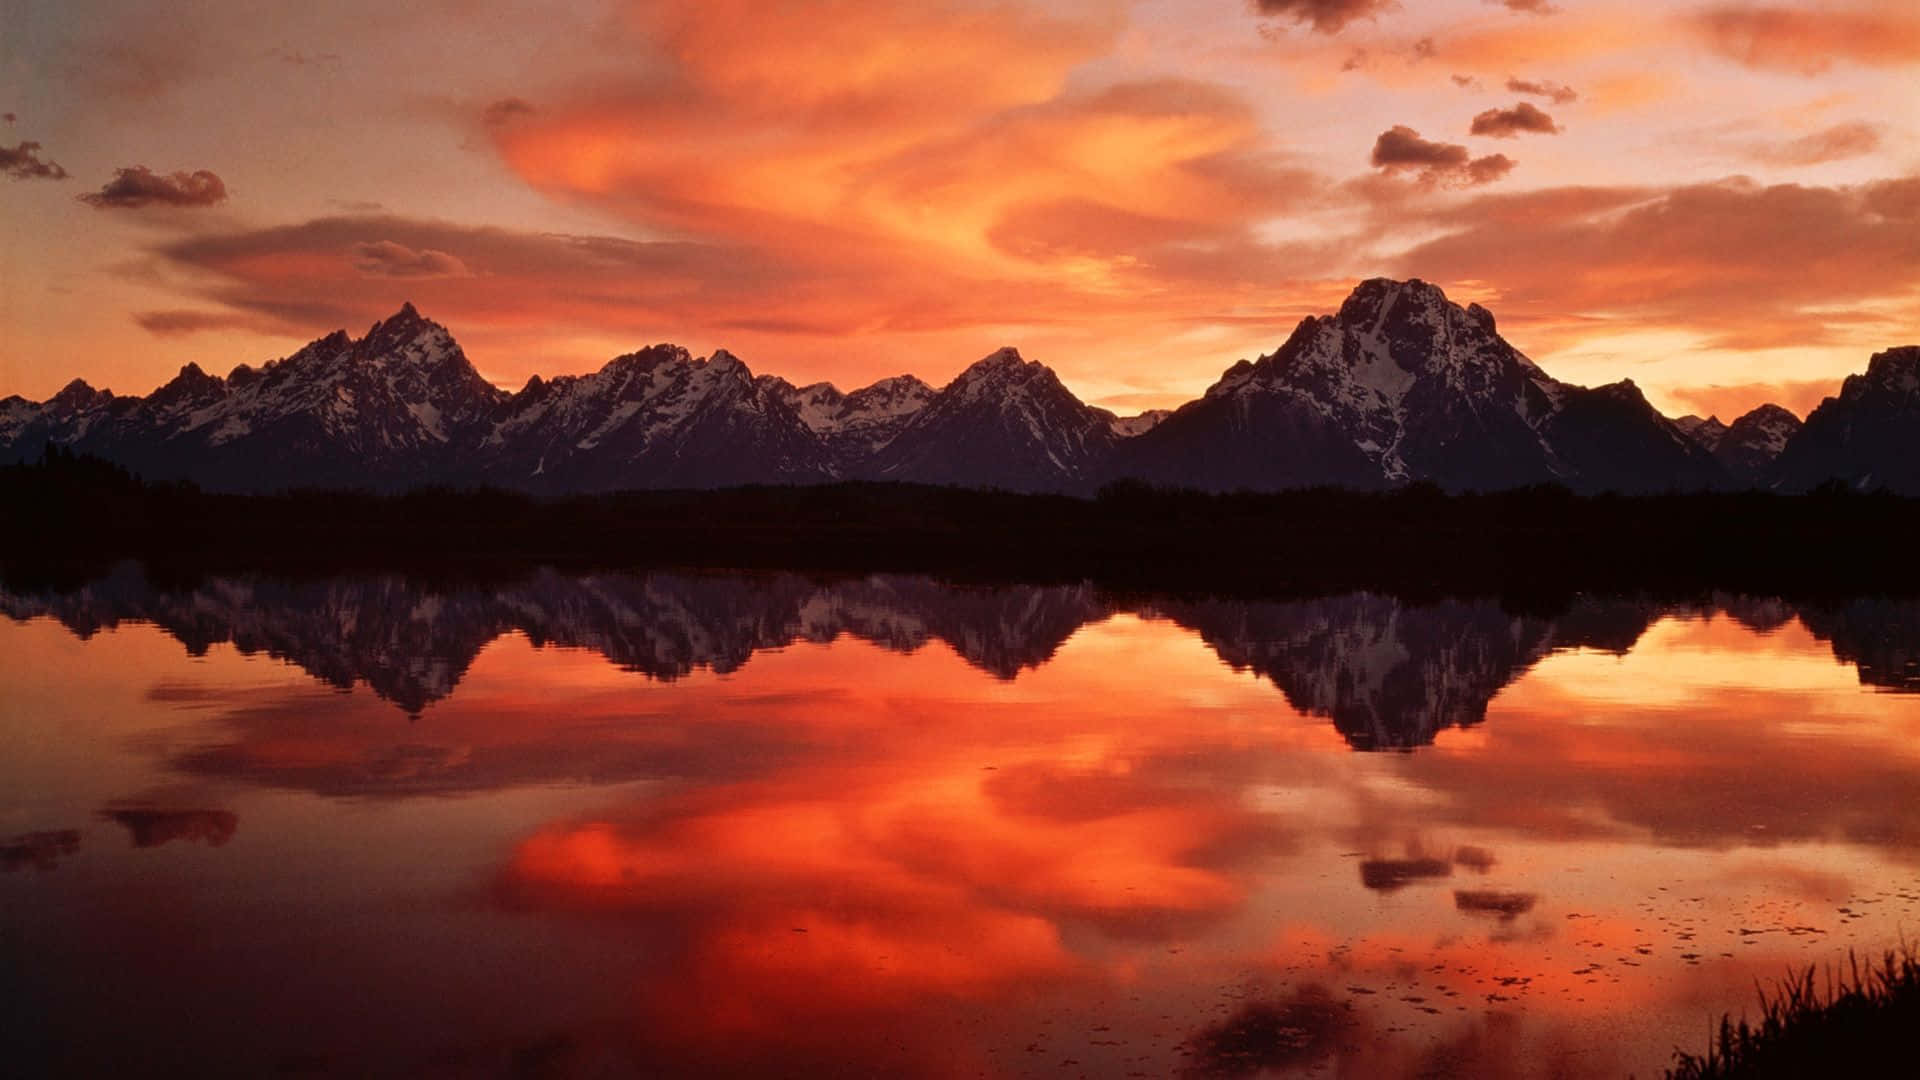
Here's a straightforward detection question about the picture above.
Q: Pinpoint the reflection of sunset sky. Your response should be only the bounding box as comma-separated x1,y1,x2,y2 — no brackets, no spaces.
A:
5,602,1920,1075
6,1,1918,422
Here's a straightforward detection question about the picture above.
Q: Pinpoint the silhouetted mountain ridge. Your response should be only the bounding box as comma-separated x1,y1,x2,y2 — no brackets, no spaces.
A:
4,282,1912,493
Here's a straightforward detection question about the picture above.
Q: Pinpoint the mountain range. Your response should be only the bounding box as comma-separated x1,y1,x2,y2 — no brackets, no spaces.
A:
5,281,1916,494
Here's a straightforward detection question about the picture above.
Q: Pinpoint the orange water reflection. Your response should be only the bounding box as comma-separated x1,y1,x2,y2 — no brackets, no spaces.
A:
4,577,1920,1077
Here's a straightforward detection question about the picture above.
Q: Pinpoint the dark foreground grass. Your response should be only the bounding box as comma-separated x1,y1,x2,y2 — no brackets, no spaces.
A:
1668,946,1920,1078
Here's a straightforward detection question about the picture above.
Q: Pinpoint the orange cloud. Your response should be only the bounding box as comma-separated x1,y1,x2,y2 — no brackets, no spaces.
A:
1371,125,1516,186
1469,101,1562,138
1691,2,1920,74
1666,378,1834,421
1393,176,1920,350
1743,121,1882,166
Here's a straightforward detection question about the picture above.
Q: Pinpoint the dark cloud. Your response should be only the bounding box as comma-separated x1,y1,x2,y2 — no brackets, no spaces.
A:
1251,0,1396,34
1744,122,1881,166
1506,76,1578,103
101,808,238,848
1370,125,1515,186
348,240,475,278
1470,101,1561,138
78,166,228,209
1410,36,1435,60
2,112,14,123
2,829,80,872
1451,74,1483,89
1490,0,1557,13
482,97,536,126
1,140,70,181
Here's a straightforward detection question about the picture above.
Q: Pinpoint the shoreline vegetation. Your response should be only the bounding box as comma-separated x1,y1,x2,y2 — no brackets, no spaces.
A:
1667,946,1920,1079
6,448,1920,600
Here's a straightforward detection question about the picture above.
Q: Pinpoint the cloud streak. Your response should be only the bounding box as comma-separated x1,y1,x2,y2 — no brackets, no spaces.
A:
349,240,474,278
1506,76,1578,104
1691,3,1920,74
1743,122,1881,166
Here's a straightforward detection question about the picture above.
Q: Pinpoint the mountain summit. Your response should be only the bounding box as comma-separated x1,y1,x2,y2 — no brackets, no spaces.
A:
1113,278,1724,493
872,347,1118,492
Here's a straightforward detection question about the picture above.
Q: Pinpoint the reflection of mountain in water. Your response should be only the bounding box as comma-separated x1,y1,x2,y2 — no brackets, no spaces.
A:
3,568,1915,743
1153,594,1674,748
0,567,1104,715
1797,597,1920,692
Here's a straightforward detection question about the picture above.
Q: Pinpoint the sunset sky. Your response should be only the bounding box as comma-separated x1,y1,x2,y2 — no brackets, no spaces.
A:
2,0,1916,418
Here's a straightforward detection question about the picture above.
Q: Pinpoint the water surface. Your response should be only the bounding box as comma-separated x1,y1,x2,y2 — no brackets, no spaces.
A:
4,569,1919,1077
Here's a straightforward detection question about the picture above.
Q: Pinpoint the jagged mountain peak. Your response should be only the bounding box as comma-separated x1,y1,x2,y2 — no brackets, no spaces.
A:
1465,301,1496,335
1732,402,1801,428
149,363,226,406
1334,276,1453,328
1675,414,1730,452
857,373,935,397
364,300,428,336
946,347,1068,400
49,378,112,411
875,347,1114,491
1145,277,1730,493
1713,402,1802,484
705,348,748,374
1853,345,1920,399
954,346,1040,380
605,344,696,372
1109,409,1172,437
1589,378,1648,403
356,303,468,369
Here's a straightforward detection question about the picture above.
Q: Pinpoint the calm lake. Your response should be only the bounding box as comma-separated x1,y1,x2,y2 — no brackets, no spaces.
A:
4,568,1918,1078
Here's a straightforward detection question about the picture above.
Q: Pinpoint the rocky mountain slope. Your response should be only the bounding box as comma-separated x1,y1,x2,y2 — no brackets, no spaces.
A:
1111,278,1724,493
1772,346,1920,495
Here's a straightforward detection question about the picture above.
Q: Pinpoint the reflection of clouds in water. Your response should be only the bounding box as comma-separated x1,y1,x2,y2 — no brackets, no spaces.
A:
100,808,237,848
1180,985,1358,1077
7,574,1920,1078
1454,890,1539,920
1361,857,1453,891
1,829,80,872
